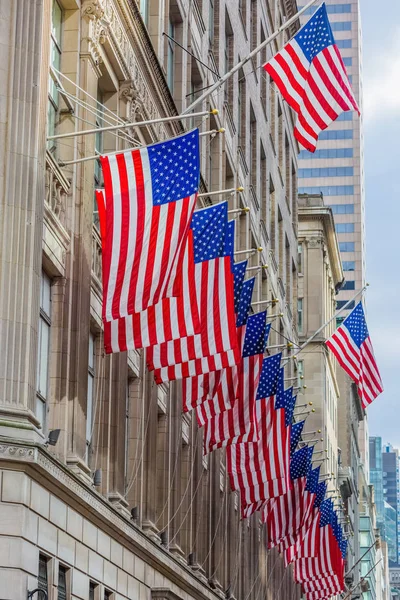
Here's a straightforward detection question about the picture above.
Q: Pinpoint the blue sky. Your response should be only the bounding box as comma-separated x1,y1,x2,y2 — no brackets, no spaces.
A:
360,1,400,446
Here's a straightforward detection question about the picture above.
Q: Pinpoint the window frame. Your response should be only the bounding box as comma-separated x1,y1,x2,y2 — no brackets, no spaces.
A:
36,273,52,430
47,0,63,153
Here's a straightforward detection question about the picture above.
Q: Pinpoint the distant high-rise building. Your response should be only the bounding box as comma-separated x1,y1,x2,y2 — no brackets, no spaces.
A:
370,437,385,531
299,0,365,316
383,443,400,565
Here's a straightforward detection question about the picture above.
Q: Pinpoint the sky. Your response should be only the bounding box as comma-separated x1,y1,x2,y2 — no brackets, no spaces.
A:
360,1,400,447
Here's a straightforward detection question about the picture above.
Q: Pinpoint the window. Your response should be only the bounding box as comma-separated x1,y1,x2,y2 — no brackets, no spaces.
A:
337,300,355,310
104,591,113,600
238,68,246,148
298,186,354,196
342,57,353,67
299,4,351,15
238,0,246,28
37,273,52,429
299,148,353,159
167,19,175,93
331,21,352,31
48,0,63,151
297,298,303,333
38,555,49,596
336,39,352,49
339,242,355,252
330,204,354,214
58,565,68,600
297,243,303,274
209,0,214,45
336,111,353,121
318,129,353,140
342,261,355,271
224,13,234,107
298,167,354,178
297,360,304,388
139,0,149,26
89,582,98,600
86,333,95,457
94,89,104,231
342,280,355,290
335,222,354,233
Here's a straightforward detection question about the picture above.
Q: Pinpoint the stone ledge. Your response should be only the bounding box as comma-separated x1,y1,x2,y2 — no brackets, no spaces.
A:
0,438,221,600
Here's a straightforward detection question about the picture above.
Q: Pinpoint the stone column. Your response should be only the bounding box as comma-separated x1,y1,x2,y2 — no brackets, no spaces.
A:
0,0,47,442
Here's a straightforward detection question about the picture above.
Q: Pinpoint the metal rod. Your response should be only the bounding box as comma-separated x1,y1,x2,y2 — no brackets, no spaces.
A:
266,312,283,320
266,343,294,350
251,298,278,306
228,207,250,215
59,127,217,167
234,247,262,256
198,186,243,198
181,0,320,115
47,110,212,141
342,560,382,600
283,286,368,365
163,32,220,77
301,430,321,436
246,264,268,272
344,541,378,577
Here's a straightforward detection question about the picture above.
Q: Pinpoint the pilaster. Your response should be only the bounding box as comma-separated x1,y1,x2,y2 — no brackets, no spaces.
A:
0,0,47,443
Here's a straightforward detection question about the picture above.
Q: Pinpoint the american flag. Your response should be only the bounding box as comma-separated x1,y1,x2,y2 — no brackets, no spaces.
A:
263,445,313,548
195,277,255,426
181,260,249,413
283,479,327,567
202,312,270,453
96,190,201,353
290,420,305,455
264,3,359,152
293,499,344,597
100,130,199,321
276,466,320,552
227,356,287,507
150,205,240,383
326,301,383,408
146,202,237,369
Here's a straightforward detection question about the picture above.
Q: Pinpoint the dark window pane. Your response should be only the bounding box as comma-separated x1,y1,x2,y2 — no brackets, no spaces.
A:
38,555,48,594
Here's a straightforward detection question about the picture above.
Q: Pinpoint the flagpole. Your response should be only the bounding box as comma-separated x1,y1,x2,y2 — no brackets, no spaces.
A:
282,285,368,365
180,0,320,115
344,540,377,577
341,559,382,600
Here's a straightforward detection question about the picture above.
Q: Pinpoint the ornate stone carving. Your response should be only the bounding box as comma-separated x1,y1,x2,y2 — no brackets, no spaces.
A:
0,445,35,460
82,0,105,20
91,226,103,284
45,151,70,226
308,236,322,248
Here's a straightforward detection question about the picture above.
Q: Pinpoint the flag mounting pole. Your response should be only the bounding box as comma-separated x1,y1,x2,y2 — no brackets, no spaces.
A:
47,109,215,141
342,559,382,600
180,0,320,115
282,285,368,365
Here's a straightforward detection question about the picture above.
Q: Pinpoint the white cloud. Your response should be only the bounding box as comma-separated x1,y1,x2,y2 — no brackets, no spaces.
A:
363,31,400,122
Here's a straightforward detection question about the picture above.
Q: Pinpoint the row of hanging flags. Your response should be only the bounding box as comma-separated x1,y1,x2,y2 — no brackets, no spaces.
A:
95,5,383,598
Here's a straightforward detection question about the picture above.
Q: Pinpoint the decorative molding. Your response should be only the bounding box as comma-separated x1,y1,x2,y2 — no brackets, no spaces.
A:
0,444,35,461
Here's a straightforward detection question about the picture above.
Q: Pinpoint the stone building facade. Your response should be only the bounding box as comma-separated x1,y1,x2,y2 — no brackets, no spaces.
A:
0,0,304,599
297,193,343,484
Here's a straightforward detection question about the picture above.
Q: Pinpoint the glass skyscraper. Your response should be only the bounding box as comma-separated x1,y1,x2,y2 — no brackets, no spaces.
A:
298,1,365,315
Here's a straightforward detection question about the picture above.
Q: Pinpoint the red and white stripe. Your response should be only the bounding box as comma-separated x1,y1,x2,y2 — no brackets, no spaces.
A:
202,353,264,454
153,344,240,384
294,524,343,588
326,324,383,409
284,508,320,567
265,39,359,152
181,371,222,413
146,254,238,368
100,149,196,320
227,398,290,505
96,191,201,353
263,474,314,549
195,365,239,426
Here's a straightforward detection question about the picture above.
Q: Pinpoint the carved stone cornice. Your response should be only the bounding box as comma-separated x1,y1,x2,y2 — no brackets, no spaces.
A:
82,0,105,20
0,439,220,600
